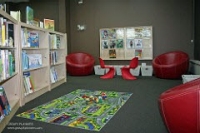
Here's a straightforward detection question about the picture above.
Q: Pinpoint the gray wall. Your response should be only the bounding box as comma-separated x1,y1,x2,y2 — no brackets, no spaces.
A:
9,0,195,65
70,0,194,65
195,0,200,60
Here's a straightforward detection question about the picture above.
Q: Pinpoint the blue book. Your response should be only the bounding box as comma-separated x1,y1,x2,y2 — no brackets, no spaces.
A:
22,50,28,70
27,54,42,69
28,31,39,48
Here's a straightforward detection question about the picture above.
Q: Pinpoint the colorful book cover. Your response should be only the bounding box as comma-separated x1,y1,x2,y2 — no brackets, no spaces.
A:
26,6,34,25
44,19,55,31
27,54,42,69
23,71,34,94
28,31,39,47
0,104,4,122
109,49,116,58
135,49,142,58
0,86,11,115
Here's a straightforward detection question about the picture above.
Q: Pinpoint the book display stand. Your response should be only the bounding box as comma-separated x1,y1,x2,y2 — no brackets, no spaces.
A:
100,26,153,60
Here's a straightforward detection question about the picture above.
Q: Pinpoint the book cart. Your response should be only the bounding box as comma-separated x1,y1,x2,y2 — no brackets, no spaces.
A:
0,10,20,133
100,26,153,60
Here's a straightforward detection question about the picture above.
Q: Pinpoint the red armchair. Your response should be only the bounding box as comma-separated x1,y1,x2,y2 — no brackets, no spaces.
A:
152,51,189,79
159,78,200,133
66,52,95,76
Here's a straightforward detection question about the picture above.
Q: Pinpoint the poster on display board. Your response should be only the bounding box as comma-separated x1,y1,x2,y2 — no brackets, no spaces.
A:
99,26,153,60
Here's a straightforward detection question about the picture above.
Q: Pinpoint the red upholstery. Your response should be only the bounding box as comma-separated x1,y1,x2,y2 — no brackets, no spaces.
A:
159,78,200,133
152,51,189,79
121,57,138,80
66,52,95,76
99,58,115,79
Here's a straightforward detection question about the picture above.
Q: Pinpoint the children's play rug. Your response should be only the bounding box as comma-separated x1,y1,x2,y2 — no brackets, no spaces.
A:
17,89,132,131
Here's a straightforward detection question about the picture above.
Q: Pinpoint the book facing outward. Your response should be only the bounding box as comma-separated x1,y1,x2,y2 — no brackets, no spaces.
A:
0,86,11,116
26,6,34,25
44,19,54,31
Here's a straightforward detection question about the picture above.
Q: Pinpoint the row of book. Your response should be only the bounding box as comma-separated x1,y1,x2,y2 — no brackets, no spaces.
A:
0,17,14,47
23,71,34,96
50,67,58,83
22,51,42,70
21,28,39,48
0,86,11,122
50,51,58,65
49,34,61,49
0,50,15,82
9,6,55,31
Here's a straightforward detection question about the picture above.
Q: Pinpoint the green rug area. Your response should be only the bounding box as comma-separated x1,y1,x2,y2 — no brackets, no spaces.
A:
17,89,132,131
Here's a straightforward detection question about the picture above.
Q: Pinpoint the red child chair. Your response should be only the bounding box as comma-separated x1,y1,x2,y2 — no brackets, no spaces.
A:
121,57,138,80
99,58,115,79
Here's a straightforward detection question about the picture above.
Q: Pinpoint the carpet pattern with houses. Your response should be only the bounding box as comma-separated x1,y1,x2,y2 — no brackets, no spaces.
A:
17,89,132,131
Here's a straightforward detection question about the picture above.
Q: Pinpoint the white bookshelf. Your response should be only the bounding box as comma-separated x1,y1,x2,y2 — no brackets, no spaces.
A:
0,10,67,132
19,22,50,106
0,10,20,133
49,31,67,89
19,22,67,105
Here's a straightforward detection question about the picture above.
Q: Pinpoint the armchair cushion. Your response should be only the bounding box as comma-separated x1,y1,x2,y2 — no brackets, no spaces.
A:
66,52,95,76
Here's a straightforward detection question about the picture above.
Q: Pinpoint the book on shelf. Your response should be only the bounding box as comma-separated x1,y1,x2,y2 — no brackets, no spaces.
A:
21,28,29,48
0,17,6,47
44,18,55,31
0,103,4,122
21,28,39,48
49,34,61,49
0,86,11,116
23,71,34,95
28,31,39,48
0,18,14,47
8,51,15,76
0,50,15,81
5,21,14,47
50,67,58,83
26,6,34,25
50,51,58,65
10,10,21,21
27,54,42,69
0,4,6,12
22,50,29,70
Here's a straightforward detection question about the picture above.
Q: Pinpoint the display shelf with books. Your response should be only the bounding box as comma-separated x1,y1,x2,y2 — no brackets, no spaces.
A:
19,22,50,105
49,32,67,90
0,7,67,132
0,10,20,133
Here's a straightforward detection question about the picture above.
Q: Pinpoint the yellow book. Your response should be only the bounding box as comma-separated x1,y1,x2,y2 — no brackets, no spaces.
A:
2,24,5,46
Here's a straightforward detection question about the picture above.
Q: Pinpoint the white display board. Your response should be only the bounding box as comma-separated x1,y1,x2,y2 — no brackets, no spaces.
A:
99,26,153,60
